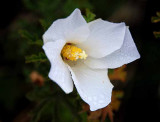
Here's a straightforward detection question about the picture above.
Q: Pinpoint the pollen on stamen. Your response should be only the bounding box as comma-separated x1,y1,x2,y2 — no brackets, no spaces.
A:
61,44,88,61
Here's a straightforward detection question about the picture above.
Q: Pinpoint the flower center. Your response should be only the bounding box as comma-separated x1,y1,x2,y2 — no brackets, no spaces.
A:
61,43,87,61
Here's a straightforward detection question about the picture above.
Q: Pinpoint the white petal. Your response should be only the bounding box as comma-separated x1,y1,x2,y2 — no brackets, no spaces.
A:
67,62,113,111
84,27,140,69
43,39,73,93
79,19,126,58
43,8,89,44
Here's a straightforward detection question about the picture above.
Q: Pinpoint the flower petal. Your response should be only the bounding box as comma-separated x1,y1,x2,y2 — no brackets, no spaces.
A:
43,8,89,44
79,19,126,58
84,27,140,69
67,62,113,111
43,40,73,93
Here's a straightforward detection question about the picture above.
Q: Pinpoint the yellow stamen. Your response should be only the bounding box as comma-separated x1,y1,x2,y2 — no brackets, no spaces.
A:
61,44,87,61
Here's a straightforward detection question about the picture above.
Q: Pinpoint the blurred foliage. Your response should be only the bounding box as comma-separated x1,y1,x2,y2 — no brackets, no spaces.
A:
109,65,127,82
153,31,160,38
25,52,47,63
151,12,160,39
151,12,160,23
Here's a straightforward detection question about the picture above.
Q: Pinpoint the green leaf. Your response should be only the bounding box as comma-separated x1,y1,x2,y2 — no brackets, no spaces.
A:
108,69,114,74
39,19,51,31
84,9,96,22
19,30,33,41
28,39,43,46
19,30,43,46
25,52,48,63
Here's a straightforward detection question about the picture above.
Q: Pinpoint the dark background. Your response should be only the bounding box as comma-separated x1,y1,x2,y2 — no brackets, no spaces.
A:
0,0,159,122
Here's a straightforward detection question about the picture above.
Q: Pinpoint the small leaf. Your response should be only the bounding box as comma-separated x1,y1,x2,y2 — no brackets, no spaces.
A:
39,19,51,31
151,15,160,23
19,30,43,46
153,31,160,38
28,39,43,46
108,69,114,74
19,30,33,41
25,52,48,63
84,9,96,22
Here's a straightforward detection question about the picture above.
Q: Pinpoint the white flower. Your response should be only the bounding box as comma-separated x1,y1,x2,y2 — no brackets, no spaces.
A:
42,8,140,111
